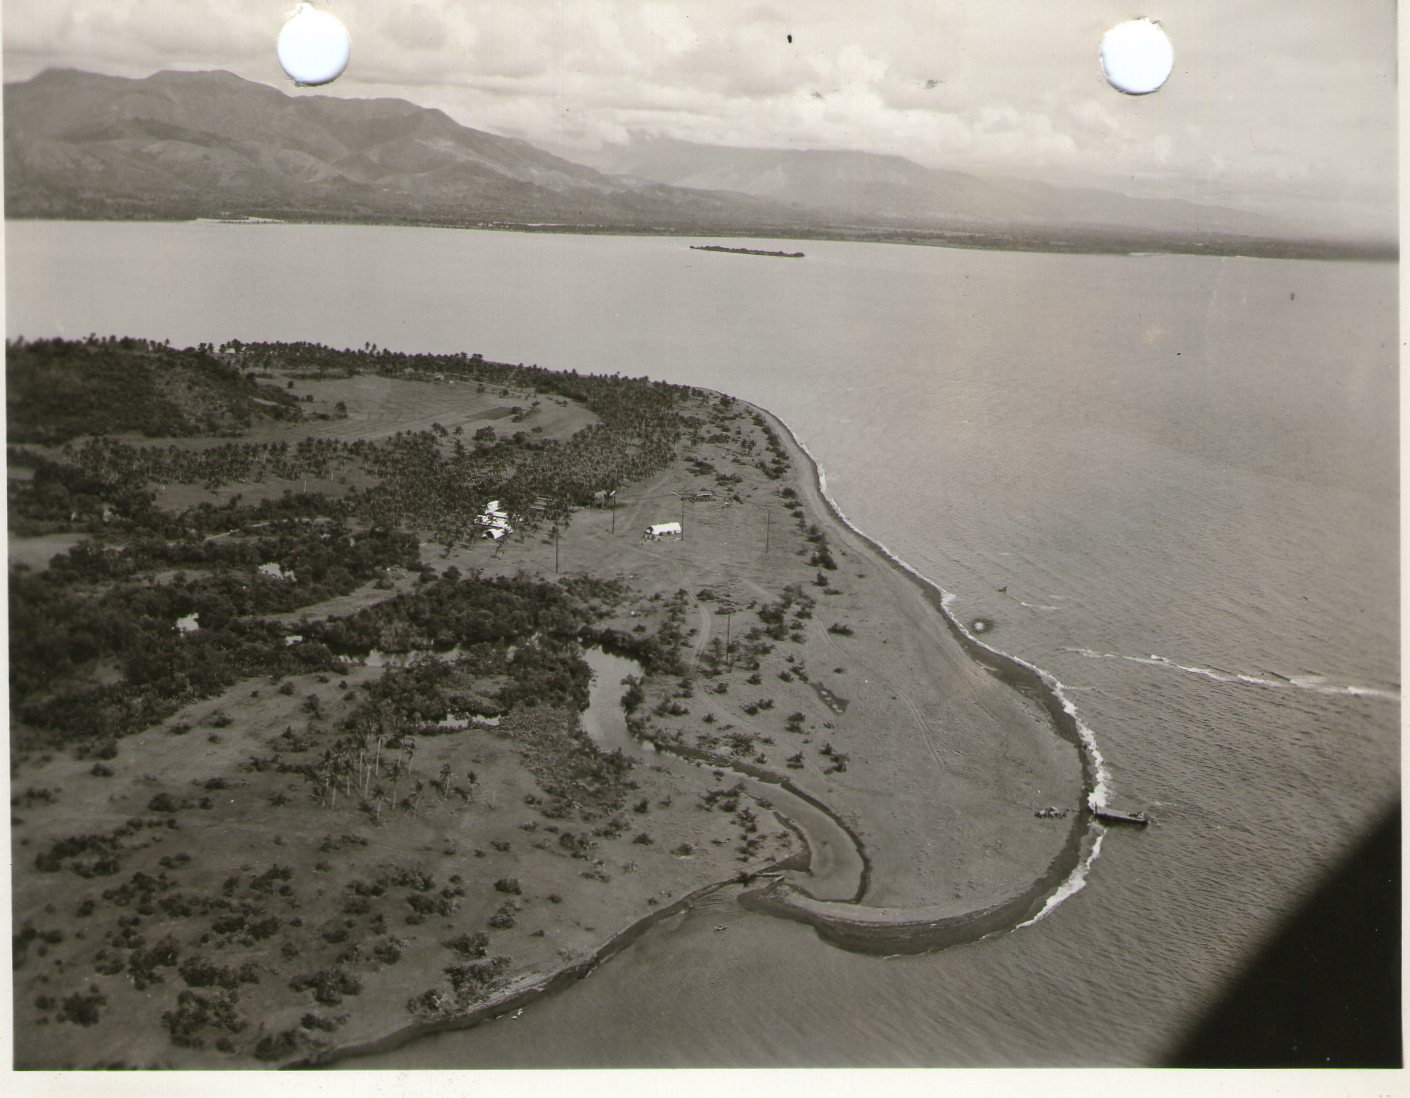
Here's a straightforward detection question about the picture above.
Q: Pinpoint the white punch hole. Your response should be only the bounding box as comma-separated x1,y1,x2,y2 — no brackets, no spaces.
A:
1099,18,1173,95
277,3,351,87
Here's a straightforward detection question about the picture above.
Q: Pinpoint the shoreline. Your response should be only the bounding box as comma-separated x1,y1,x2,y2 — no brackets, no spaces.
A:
11,217,1396,264
302,385,1103,1067
728,396,1112,945
288,845,809,1070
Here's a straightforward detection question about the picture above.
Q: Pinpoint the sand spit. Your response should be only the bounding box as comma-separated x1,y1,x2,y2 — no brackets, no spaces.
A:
723,398,1106,954
313,390,1100,1065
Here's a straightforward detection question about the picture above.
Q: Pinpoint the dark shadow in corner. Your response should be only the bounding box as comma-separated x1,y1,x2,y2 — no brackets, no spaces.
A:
1167,802,1400,1067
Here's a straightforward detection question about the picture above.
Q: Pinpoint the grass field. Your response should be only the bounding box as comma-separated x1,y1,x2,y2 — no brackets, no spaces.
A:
102,374,598,452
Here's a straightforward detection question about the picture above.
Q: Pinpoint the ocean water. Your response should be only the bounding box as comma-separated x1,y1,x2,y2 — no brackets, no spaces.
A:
6,221,1398,1064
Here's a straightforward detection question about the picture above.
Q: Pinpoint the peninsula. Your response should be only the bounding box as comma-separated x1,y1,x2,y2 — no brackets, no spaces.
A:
9,337,1087,1068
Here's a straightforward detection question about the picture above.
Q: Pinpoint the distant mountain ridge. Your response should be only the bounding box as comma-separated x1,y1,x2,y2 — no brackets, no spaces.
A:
571,135,1294,240
3,68,805,229
3,67,1382,256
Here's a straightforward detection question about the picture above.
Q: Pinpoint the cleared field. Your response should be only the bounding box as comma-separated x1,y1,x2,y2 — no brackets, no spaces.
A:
256,373,598,445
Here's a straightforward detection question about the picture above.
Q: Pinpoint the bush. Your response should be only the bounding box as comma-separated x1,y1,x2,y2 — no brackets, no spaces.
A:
58,986,107,1027
372,939,403,965
254,1029,302,1062
289,967,362,1006
444,956,511,1004
443,932,489,959
162,989,246,1048
493,877,522,895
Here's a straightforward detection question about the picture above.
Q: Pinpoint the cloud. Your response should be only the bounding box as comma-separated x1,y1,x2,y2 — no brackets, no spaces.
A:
2,0,1395,226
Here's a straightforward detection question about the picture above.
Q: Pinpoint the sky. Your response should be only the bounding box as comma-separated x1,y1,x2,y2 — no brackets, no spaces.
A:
2,1,1398,235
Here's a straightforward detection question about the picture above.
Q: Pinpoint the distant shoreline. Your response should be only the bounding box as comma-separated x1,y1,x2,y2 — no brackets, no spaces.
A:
6,215,1396,263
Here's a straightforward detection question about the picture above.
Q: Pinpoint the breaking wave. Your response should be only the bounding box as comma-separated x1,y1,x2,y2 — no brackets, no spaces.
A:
1067,648,1399,704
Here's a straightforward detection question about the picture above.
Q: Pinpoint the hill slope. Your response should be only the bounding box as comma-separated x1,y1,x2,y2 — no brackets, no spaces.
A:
5,68,1385,256
3,68,806,229
575,135,1293,239
6,336,303,443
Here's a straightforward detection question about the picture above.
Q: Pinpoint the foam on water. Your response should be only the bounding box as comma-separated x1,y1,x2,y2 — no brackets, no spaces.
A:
1067,647,1399,703
1017,828,1106,928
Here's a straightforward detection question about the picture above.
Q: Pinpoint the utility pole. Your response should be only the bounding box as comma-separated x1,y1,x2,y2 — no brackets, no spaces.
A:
765,510,771,554
609,489,617,535
553,525,559,573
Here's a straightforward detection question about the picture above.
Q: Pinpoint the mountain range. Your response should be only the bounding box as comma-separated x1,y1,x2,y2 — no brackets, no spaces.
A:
3,67,1372,255
4,68,799,230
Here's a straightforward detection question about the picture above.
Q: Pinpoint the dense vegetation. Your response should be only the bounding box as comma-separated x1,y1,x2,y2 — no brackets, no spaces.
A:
9,335,836,1068
9,520,419,750
8,337,689,539
6,337,695,755
7,336,302,443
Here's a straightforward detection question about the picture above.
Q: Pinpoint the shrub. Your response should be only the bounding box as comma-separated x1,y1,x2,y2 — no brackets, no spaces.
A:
254,1029,302,1062
162,989,246,1048
444,956,511,1004
289,967,362,1006
443,932,489,959
58,986,107,1027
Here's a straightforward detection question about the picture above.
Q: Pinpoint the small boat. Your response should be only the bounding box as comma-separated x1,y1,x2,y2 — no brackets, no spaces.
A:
1093,806,1150,827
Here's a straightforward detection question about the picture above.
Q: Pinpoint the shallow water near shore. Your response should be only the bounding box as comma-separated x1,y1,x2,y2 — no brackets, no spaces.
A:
7,221,1398,1064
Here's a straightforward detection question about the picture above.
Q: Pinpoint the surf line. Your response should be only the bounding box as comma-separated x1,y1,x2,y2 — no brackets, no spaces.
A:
1067,647,1400,704
718,396,1116,949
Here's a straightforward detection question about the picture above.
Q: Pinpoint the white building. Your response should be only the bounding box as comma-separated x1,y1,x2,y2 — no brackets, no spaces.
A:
258,562,295,581
476,499,512,537
646,521,682,539
175,613,200,634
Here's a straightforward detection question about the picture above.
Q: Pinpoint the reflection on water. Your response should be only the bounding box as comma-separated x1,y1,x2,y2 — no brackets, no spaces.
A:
579,646,647,757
